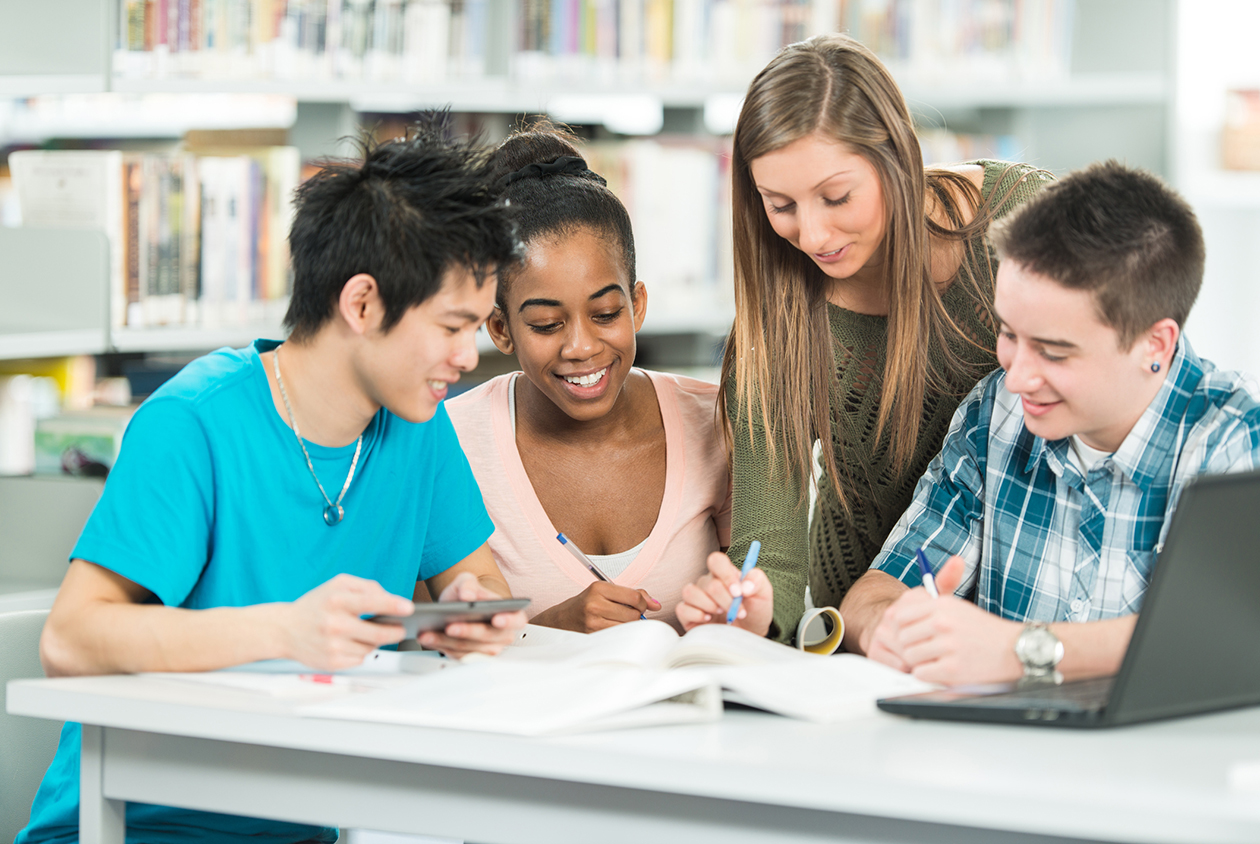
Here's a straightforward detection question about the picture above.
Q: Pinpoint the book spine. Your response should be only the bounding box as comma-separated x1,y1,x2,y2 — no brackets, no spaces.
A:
129,157,147,327
180,154,202,325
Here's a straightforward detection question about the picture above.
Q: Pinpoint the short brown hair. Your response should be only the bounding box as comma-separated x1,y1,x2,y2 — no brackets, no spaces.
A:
990,160,1204,347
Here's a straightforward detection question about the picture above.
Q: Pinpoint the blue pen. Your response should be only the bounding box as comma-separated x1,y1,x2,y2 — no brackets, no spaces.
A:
726,540,762,623
557,533,646,620
915,548,940,598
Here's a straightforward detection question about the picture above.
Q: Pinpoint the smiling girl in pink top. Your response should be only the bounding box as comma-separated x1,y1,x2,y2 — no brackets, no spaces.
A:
446,124,731,632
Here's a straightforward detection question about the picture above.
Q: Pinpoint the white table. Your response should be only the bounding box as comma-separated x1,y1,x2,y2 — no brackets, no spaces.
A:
9,674,1260,844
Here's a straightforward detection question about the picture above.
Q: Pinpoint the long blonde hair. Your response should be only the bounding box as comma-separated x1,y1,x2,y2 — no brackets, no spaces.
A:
721,33,1010,509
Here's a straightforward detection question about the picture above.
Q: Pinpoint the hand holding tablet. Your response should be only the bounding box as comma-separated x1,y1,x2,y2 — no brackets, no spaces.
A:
369,599,531,640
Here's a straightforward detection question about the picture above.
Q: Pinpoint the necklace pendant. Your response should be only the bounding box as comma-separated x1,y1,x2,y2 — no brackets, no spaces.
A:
323,504,345,526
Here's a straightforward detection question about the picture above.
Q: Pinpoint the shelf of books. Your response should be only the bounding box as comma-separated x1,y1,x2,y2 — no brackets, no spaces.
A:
1,131,736,360
4,143,297,360
102,0,1157,114
1,0,1175,363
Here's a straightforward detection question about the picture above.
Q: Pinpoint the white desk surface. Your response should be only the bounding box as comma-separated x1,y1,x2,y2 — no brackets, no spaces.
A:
9,674,1260,844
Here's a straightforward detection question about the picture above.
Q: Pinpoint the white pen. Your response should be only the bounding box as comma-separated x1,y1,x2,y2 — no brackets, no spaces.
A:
915,548,940,598
557,532,611,581
557,533,647,620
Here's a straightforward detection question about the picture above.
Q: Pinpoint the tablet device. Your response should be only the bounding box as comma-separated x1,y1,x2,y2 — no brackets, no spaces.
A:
369,599,531,639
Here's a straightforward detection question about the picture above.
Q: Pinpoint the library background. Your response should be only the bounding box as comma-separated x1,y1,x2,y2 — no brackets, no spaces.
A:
0,0,1257,838
5,0,1260,599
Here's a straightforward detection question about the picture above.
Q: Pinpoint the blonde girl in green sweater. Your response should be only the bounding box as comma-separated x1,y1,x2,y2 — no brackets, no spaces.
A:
678,33,1051,642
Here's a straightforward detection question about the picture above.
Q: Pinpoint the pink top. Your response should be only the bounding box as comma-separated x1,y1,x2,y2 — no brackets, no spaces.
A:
446,369,732,630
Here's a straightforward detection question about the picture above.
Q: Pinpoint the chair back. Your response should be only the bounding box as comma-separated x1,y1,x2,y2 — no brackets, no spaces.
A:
0,609,62,843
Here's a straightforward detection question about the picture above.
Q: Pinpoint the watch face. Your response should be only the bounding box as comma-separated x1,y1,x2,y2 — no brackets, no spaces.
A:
1018,626,1063,669
1025,631,1058,665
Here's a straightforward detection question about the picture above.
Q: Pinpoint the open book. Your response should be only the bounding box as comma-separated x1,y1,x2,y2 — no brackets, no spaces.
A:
299,621,933,734
500,617,812,668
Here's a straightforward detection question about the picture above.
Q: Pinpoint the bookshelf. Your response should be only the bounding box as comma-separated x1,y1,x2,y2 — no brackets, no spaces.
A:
0,0,1177,364
0,229,109,361
0,0,111,98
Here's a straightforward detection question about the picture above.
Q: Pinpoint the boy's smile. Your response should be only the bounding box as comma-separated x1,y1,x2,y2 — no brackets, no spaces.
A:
360,267,496,424
994,261,1173,453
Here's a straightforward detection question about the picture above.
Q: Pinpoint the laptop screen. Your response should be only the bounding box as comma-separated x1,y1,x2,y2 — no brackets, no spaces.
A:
1108,469,1260,725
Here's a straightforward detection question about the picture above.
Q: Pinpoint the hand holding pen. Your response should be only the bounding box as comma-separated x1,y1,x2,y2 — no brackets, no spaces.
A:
553,533,660,628
726,540,761,623
677,544,774,636
915,548,940,598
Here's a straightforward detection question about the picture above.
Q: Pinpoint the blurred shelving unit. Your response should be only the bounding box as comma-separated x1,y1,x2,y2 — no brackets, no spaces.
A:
1171,0,1260,377
1,0,1179,365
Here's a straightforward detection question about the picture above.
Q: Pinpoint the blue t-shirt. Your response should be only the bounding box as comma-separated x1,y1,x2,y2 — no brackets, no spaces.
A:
20,340,493,844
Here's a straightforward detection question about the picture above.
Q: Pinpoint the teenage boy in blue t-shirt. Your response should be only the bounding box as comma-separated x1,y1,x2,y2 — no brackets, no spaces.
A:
19,125,528,844
679,161,1260,687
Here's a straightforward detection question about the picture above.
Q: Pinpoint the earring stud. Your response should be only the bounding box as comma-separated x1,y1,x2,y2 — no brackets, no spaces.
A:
1151,362,1161,373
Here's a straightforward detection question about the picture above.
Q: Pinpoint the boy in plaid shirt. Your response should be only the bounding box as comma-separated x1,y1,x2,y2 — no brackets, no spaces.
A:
840,161,1260,685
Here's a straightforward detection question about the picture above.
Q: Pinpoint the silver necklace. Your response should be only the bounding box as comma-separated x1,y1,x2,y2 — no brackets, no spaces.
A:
272,345,362,526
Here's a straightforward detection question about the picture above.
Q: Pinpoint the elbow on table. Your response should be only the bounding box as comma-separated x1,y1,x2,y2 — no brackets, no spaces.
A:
39,611,93,677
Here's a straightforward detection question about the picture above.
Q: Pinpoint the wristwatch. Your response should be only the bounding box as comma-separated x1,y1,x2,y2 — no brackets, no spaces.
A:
1014,622,1064,686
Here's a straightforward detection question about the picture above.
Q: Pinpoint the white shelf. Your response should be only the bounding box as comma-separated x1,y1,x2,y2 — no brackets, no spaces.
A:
0,75,107,96
105,72,1169,114
110,323,286,354
0,329,108,361
0,93,297,143
109,76,751,110
900,73,1167,110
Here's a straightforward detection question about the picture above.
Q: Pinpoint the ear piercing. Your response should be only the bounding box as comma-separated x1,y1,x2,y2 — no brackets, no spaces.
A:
1150,362,1161,373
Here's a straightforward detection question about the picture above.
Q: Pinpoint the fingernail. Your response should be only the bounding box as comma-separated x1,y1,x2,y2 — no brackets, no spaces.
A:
729,584,741,597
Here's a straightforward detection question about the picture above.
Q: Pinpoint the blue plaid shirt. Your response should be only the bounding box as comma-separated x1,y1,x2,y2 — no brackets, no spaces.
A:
873,339,1260,622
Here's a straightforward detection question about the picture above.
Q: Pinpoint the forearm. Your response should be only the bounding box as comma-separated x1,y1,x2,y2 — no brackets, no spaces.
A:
475,573,512,599
1051,615,1138,682
530,604,568,630
839,570,908,654
42,601,290,677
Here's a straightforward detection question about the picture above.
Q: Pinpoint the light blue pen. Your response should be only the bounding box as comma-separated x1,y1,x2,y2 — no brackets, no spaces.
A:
915,547,940,598
726,540,762,623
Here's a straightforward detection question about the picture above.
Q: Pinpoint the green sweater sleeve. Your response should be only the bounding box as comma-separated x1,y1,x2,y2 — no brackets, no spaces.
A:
726,389,810,645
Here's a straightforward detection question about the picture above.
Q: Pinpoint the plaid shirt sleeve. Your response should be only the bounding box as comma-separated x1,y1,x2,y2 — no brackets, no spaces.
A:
1162,374,1260,544
871,374,999,597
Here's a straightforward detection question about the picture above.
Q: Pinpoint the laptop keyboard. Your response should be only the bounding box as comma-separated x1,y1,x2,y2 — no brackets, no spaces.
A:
963,676,1115,711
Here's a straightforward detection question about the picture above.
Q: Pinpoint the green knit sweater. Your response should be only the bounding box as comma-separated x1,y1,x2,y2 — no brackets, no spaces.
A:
727,160,1054,643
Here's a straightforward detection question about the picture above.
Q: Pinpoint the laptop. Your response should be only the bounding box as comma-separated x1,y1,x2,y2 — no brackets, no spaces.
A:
876,468,1260,728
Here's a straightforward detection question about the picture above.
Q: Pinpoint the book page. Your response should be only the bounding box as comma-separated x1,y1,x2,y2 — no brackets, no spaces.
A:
667,622,817,668
713,655,938,723
300,661,720,735
498,619,682,669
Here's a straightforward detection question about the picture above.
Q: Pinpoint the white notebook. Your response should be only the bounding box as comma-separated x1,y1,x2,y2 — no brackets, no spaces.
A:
297,621,933,734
